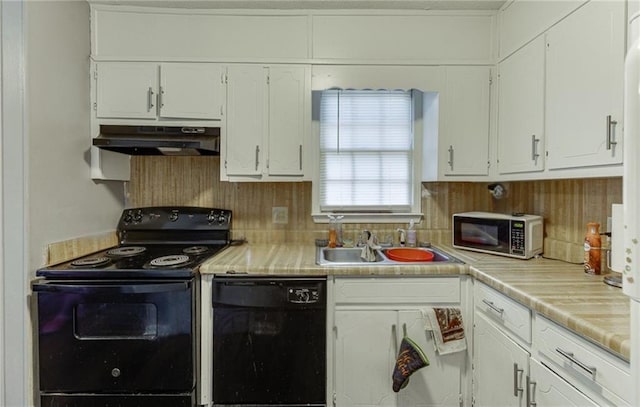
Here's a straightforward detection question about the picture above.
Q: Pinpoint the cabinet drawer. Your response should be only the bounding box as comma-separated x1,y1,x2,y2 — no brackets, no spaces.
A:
474,282,531,343
534,315,631,405
333,277,460,304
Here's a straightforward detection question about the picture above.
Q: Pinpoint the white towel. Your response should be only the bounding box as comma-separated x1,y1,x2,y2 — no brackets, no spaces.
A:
360,235,381,262
425,307,467,355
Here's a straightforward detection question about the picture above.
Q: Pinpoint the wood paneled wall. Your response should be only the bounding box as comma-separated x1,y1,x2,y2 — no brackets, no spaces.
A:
129,156,621,262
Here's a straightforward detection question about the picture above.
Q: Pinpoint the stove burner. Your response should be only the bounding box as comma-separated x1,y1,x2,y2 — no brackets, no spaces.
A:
107,246,147,257
70,257,111,268
183,246,209,255
149,254,191,268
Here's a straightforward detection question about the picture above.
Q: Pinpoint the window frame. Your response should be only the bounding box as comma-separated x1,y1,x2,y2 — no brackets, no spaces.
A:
311,89,423,224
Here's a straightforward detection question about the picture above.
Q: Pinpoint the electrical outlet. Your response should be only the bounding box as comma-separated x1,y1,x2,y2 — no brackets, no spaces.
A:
272,207,288,224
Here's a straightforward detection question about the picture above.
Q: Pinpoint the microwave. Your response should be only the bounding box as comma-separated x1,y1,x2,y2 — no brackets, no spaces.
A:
452,212,543,259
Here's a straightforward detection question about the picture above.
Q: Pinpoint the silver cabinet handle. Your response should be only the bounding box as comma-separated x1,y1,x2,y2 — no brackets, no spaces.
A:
526,375,537,407
482,299,504,316
555,348,597,379
392,324,398,354
159,86,165,108
299,145,303,171
147,87,155,111
531,135,540,162
255,145,260,171
513,363,524,397
447,145,454,170
606,115,618,150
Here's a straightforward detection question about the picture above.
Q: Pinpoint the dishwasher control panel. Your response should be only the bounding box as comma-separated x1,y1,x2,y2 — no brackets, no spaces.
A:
288,287,321,304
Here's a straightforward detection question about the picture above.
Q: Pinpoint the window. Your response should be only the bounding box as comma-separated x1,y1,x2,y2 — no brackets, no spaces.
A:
313,89,423,223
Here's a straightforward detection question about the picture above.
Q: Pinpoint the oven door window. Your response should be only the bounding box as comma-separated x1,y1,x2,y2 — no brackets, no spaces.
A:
34,280,195,393
75,303,157,340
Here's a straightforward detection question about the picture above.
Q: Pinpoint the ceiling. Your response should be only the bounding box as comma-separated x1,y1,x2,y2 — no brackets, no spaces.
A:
91,0,507,10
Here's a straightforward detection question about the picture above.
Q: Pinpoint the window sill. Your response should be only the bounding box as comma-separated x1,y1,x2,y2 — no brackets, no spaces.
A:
312,212,423,224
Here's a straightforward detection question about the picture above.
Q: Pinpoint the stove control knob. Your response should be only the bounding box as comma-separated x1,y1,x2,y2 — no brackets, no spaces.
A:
207,211,216,223
169,211,179,222
123,213,133,224
132,210,143,223
217,213,228,225
111,368,121,378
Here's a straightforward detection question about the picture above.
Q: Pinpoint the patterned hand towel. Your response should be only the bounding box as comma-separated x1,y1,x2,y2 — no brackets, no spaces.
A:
392,336,430,392
426,307,467,355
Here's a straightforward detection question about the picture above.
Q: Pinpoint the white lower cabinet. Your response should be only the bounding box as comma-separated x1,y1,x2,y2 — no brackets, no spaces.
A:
473,281,631,407
534,315,631,406
472,312,529,407
528,358,598,407
331,277,467,407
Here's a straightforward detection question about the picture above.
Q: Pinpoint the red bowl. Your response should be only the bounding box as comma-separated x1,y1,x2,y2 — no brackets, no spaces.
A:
385,248,434,262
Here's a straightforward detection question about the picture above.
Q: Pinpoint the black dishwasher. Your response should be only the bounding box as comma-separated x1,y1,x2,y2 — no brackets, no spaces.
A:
212,276,326,406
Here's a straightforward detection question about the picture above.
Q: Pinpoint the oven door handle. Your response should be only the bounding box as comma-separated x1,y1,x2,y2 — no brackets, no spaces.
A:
32,281,190,294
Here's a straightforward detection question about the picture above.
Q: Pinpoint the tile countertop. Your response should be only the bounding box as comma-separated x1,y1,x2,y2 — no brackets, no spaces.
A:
200,243,631,361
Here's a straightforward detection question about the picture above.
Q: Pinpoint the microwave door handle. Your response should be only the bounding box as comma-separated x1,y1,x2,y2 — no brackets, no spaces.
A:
31,281,190,294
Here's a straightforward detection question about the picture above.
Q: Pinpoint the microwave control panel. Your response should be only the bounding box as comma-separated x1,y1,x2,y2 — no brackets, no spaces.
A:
510,220,525,255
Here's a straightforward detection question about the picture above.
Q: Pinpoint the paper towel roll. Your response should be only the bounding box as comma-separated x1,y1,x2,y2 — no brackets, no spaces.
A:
611,203,623,272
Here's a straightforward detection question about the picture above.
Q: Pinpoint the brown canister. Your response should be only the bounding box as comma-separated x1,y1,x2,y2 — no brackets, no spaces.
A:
583,222,601,275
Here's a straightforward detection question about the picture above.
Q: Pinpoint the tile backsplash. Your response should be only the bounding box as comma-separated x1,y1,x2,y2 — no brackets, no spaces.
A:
129,156,621,263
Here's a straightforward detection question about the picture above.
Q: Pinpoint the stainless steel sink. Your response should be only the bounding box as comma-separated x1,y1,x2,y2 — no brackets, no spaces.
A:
320,247,385,263
316,245,463,266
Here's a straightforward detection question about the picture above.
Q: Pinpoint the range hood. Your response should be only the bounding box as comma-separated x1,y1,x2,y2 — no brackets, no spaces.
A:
93,125,220,156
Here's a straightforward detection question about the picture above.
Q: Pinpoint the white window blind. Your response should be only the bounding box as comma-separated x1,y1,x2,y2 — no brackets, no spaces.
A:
319,90,414,212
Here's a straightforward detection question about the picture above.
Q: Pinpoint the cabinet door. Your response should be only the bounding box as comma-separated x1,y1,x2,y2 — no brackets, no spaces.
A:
159,63,224,120
473,312,528,407
334,310,398,407
497,36,545,174
267,66,307,176
225,65,267,176
96,62,158,119
442,66,491,176
529,359,598,406
397,310,463,407
545,1,624,169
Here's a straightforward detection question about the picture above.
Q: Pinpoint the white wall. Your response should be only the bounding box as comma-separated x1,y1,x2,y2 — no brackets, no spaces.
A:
26,0,124,272
0,2,125,405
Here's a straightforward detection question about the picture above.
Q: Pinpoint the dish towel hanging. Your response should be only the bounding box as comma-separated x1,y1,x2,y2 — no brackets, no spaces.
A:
392,330,430,392
425,307,467,355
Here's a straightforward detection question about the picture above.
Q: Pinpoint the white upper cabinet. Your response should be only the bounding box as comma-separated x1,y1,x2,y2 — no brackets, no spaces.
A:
497,36,546,175
96,63,158,119
498,0,586,59
268,66,307,176
545,0,625,170
95,62,224,120
441,66,491,177
223,65,310,181
159,63,225,120
225,65,268,177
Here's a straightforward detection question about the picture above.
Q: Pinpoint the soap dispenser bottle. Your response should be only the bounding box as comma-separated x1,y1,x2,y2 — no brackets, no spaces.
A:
397,228,406,247
407,220,417,247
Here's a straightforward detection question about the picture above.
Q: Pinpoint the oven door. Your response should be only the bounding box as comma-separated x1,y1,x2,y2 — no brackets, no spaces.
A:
33,279,195,394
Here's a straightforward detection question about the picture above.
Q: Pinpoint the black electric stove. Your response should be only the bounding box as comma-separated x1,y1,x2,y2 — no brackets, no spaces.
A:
33,206,232,407
36,206,232,279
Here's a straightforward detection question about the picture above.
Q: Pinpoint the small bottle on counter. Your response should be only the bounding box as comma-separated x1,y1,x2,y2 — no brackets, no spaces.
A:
407,220,417,247
584,222,602,275
327,215,343,248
